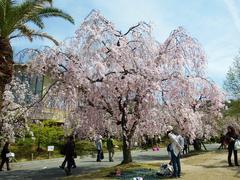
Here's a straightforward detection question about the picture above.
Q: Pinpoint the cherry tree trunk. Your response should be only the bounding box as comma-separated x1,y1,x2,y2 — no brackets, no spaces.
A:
193,139,202,151
121,131,133,164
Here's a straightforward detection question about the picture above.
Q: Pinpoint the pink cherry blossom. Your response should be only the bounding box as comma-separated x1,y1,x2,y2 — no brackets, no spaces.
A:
2,10,225,162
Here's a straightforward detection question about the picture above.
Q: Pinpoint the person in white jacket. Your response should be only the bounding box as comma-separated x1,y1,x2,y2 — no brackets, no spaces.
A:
166,125,184,178
95,135,103,162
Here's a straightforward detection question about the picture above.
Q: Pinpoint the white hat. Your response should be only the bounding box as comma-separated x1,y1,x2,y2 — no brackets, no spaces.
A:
166,125,173,132
98,135,102,139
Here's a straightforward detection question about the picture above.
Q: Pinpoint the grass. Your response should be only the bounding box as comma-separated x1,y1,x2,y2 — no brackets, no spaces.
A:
67,162,160,180
66,150,211,180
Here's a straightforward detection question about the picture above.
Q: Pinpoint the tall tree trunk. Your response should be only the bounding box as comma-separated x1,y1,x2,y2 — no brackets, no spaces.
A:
0,37,14,111
121,118,138,164
193,139,202,151
121,126,133,164
118,96,139,164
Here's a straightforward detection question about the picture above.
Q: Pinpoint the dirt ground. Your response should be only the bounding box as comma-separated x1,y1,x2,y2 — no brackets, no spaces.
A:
73,150,240,180
179,151,240,180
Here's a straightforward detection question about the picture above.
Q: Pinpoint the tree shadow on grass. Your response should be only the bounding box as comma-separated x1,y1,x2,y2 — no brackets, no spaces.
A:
0,166,102,180
226,164,240,178
112,168,186,180
234,167,240,178
211,150,228,154
196,160,240,179
181,151,207,158
195,159,228,169
210,151,240,178
133,154,170,161
0,168,63,180
133,151,209,162
199,164,229,168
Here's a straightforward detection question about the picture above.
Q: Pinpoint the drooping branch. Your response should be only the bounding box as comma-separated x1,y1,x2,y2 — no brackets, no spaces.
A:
87,98,114,116
59,64,68,72
87,68,140,83
115,23,141,37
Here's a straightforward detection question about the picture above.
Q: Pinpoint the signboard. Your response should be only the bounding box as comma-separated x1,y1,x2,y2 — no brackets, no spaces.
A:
48,146,54,152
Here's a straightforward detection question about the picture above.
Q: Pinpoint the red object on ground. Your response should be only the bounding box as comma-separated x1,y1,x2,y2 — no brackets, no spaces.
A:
115,168,121,176
152,146,160,151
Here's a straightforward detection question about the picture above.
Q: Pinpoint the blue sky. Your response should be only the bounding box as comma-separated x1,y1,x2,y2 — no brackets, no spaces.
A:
12,0,240,88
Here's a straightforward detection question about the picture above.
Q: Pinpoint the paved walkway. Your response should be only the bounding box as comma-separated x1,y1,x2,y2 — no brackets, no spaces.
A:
0,144,219,180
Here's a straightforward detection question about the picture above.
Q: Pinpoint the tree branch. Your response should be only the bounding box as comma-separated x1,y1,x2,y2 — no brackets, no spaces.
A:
128,121,138,139
16,80,60,118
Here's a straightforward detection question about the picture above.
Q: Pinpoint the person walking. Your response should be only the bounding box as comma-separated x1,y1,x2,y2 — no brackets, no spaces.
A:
166,126,184,178
0,142,11,171
218,134,226,150
59,137,77,169
63,135,76,175
96,135,103,162
225,126,239,166
183,136,189,155
167,143,172,165
107,135,114,162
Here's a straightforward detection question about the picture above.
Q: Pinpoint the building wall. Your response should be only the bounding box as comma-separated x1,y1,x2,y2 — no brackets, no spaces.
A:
14,64,65,123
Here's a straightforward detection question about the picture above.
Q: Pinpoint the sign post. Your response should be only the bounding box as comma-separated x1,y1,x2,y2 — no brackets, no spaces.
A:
47,146,54,159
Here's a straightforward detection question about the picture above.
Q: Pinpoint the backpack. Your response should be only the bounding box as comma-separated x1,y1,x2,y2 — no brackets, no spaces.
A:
158,163,173,177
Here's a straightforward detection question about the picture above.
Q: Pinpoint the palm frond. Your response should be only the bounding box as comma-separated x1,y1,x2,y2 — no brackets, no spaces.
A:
0,0,15,36
37,7,74,24
28,15,45,29
1,0,36,37
35,0,52,6
1,0,73,43
11,24,35,41
10,27,59,45
0,0,5,30
29,32,59,45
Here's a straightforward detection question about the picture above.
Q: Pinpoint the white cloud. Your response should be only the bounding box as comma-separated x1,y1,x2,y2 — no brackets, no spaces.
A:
224,0,240,33
204,33,239,86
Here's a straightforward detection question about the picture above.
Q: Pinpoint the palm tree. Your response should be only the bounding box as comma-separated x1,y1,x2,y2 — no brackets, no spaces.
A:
0,0,74,110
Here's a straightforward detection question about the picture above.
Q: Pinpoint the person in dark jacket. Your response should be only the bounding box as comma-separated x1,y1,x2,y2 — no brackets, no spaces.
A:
225,126,239,166
0,142,10,171
107,135,114,162
167,143,172,165
63,136,76,175
59,137,76,169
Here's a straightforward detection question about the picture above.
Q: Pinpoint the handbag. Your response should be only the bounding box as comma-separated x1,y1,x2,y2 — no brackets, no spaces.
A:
6,152,15,158
100,151,104,160
234,139,240,150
